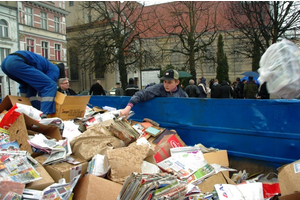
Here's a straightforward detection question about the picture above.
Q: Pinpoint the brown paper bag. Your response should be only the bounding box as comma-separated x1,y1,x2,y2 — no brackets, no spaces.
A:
106,144,149,184
70,125,124,161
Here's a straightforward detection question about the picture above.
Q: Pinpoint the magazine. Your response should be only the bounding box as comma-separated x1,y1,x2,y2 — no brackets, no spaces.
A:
1,156,41,184
157,146,215,181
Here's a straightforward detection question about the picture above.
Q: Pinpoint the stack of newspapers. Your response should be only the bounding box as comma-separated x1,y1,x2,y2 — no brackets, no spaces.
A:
0,149,40,184
108,119,140,145
117,172,189,200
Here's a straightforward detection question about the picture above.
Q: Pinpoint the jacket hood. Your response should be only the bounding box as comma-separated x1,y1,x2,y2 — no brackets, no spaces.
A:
200,78,206,84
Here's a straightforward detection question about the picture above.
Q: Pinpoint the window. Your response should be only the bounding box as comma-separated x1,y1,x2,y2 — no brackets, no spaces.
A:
25,7,33,26
55,44,61,61
94,42,105,78
0,20,8,38
54,16,60,33
69,47,79,80
26,39,34,52
69,1,74,6
0,48,10,63
42,41,48,59
40,12,47,30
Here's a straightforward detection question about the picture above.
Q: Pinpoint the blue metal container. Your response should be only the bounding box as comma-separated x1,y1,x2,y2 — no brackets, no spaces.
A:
88,96,300,169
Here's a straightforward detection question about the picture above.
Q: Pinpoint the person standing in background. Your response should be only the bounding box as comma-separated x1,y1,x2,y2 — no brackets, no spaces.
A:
219,80,234,98
198,77,208,98
257,82,270,99
90,80,106,95
235,77,244,98
115,82,124,96
1,51,65,114
243,76,258,99
57,78,77,96
210,78,221,98
125,78,139,96
185,79,200,97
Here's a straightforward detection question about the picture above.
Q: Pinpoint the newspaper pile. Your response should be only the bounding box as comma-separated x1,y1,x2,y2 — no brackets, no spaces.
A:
157,146,215,184
0,149,40,184
28,134,72,165
117,172,191,200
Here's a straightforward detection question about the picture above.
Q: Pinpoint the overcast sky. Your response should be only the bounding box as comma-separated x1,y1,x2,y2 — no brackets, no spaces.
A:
139,1,174,6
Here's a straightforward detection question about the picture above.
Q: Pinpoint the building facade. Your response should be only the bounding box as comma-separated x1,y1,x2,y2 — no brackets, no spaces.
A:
0,1,69,98
0,3,19,97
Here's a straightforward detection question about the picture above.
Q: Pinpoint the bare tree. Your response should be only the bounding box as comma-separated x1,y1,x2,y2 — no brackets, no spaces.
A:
225,1,300,70
68,1,156,88
154,1,220,80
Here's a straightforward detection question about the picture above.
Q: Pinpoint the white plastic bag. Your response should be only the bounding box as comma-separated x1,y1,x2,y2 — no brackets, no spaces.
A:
214,182,264,200
259,39,300,99
15,103,43,121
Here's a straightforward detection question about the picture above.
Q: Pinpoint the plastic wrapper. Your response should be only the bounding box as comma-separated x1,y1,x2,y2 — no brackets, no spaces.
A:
259,39,300,99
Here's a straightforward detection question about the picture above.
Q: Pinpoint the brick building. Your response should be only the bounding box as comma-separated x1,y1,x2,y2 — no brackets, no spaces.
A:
0,1,69,98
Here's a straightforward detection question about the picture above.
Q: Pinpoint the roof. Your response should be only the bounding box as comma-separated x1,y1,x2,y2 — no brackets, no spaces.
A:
133,1,236,39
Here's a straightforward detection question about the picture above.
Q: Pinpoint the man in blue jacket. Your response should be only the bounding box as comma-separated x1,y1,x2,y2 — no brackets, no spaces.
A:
1,51,65,114
120,69,188,117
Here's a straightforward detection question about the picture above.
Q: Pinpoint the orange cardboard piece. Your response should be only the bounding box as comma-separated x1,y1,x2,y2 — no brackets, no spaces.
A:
0,181,25,198
73,175,123,200
197,171,236,193
203,150,230,177
0,95,31,113
26,162,55,190
278,159,300,196
8,114,62,154
140,121,153,129
153,134,185,163
34,155,88,183
48,92,90,120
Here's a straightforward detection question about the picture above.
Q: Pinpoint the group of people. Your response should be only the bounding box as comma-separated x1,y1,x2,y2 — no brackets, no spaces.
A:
184,76,269,99
89,78,140,97
0,50,269,118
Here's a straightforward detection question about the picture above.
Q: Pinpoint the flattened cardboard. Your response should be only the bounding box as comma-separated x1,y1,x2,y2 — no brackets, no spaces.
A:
279,192,300,200
0,95,31,113
26,162,55,190
278,159,300,196
49,92,90,120
8,114,62,154
34,155,88,183
197,171,236,193
203,150,229,177
153,134,186,163
73,175,123,200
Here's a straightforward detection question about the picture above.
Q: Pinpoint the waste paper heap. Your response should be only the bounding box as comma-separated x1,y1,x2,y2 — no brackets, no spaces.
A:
0,93,298,200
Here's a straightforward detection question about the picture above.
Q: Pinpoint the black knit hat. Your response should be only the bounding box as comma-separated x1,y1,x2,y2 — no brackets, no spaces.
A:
56,63,65,78
129,78,134,84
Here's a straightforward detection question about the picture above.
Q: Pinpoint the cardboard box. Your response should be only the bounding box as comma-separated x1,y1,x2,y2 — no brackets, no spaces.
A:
34,155,88,183
153,134,185,163
279,192,300,200
278,159,300,196
203,150,229,177
0,95,31,113
197,171,236,193
49,92,90,120
73,174,123,200
26,162,55,190
8,113,62,154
